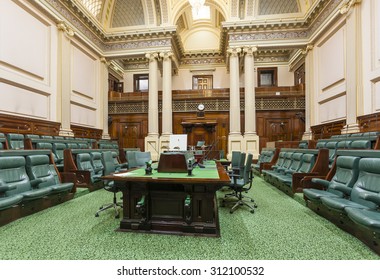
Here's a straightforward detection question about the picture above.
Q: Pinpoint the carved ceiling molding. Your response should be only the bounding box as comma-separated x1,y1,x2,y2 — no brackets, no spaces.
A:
228,30,308,42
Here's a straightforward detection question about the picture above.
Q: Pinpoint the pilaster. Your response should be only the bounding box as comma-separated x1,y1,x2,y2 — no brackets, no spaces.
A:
100,57,111,140
303,44,314,140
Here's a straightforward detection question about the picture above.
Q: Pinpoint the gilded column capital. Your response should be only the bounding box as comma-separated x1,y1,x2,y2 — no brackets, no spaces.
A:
242,46,258,56
145,52,159,62
339,0,361,15
159,51,173,61
227,47,242,57
57,21,75,37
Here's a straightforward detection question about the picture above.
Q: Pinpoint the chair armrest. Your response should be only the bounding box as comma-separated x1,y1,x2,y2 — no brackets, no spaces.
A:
60,172,77,193
329,184,352,195
30,178,45,188
359,192,380,205
0,184,16,192
311,178,330,188
71,170,92,186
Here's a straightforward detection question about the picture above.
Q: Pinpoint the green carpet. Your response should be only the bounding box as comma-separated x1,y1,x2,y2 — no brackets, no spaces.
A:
0,176,379,260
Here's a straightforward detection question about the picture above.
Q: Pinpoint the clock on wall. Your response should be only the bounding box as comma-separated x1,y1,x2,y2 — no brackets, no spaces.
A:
197,103,205,118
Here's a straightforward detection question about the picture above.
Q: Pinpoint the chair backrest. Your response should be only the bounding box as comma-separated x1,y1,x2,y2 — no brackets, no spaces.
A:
126,151,138,168
53,136,65,139
135,151,152,167
0,156,31,195
41,135,53,139
273,151,286,168
337,140,352,149
25,134,40,139
111,151,121,170
297,154,315,173
230,151,241,168
6,133,24,149
350,140,371,149
76,153,95,179
316,141,326,149
91,152,104,176
287,153,303,173
280,152,294,170
78,143,88,149
242,153,253,184
102,151,116,175
26,155,56,187
52,143,66,162
328,156,360,197
36,142,53,150
350,158,380,209
66,142,79,149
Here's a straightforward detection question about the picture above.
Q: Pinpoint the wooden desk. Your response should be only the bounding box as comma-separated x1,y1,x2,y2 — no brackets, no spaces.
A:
103,161,230,237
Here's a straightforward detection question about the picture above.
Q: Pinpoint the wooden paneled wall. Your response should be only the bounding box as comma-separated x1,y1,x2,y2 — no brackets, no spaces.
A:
0,113,103,139
109,110,305,152
311,120,346,140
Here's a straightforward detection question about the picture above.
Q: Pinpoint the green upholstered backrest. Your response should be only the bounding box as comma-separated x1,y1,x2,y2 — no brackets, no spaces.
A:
26,155,56,187
78,143,88,149
288,153,303,172
102,151,116,175
41,135,53,139
36,142,53,150
111,151,121,168
52,143,66,161
25,134,40,139
328,156,360,196
337,140,352,149
316,141,326,149
0,156,31,195
0,143,3,150
90,152,104,176
350,158,380,209
297,154,315,173
274,152,286,167
350,140,371,149
281,152,294,169
230,151,241,168
135,152,152,167
242,153,253,183
126,151,137,168
53,136,64,139
6,133,24,149
66,143,79,149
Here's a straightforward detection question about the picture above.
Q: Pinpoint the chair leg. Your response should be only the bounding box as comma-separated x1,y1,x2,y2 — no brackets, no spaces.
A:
95,193,123,218
228,191,257,213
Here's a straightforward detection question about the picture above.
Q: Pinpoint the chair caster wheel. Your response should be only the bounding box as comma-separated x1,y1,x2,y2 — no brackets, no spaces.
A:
254,205,258,208
95,213,99,217
250,210,255,213
229,210,233,214
115,215,119,219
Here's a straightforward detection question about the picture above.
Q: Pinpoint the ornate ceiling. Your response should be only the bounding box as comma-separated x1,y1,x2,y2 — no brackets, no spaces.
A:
37,0,343,74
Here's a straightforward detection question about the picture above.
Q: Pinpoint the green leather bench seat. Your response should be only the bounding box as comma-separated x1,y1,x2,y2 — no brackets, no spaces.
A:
6,133,24,150
304,156,360,202
270,152,303,187
252,150,274,173
263,152,294,185
0,156,52,201
346,208,380,233
280,153,316,187
26,155,73,194
76,153,102,183
262,151,286,181
321,158,380,213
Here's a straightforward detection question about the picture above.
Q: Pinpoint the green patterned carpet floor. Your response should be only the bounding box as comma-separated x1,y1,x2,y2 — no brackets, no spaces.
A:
0,176,379,260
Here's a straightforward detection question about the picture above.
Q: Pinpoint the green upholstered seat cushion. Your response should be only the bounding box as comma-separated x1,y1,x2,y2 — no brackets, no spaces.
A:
303,188,343,202
320,196,372,212
49,183,73,193
21,187,52,200
0,194,23,210
346,208,380,232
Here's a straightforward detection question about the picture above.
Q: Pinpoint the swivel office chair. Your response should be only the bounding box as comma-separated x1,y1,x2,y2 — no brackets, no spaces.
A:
222,153,257,213
95,151,123,218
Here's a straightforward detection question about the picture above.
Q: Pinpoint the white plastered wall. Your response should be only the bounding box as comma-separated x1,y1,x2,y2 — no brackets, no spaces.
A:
0,0,57,120
312,19,347,125
362,0,380,116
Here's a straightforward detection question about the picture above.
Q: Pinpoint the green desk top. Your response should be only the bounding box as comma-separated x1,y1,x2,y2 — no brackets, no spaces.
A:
113,161,220,179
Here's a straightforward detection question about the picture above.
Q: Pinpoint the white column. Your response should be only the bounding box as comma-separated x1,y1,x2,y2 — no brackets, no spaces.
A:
159,51,173,153
302,45,314,140
341,1,362,134
57,21,74,137
144,52,160,160
100,57,111,140
243,46,260,159
227,47,244,159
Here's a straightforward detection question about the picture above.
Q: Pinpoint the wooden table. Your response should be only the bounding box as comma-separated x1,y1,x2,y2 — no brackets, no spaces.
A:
103,161,230,237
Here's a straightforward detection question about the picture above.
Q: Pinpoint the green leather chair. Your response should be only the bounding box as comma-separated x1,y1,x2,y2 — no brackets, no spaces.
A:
262,151,286,180
90,152,104,179
271,152,303,187
111,151,128,172
345,207,380,233
126,151,138,169
350,140,371,149
222,153,257,213
95,151,123,218
135,152,152,167
6,133,24,150
264,152,294,185
0,156,52,202
25,155,73,194
304,156,360,202
76,153,101,184
52,143,66,170
25,134,40,139
321,158,380,213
